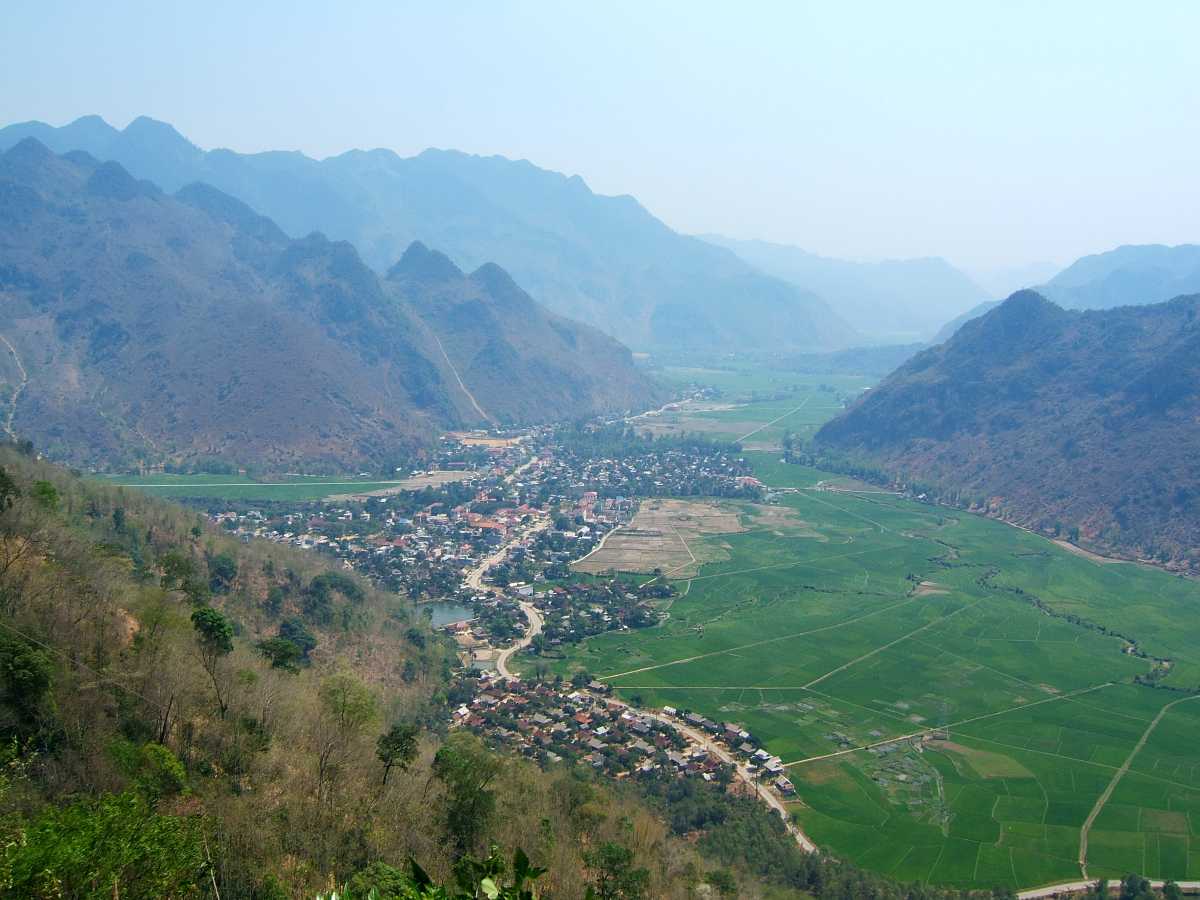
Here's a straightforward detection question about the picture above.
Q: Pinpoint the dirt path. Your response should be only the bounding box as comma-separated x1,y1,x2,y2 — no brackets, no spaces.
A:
735,396,810,443
637,524,698,587
1077,693,1200,879
781,682,1114,768
0,333,28,441
801,601,978,689
432,333,494,425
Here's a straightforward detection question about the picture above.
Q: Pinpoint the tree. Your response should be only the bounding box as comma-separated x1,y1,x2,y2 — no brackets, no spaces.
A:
256,636,302,672
207,551,238,594
432,731,503,855
705,868,737,897
191,606,233,719
161,550,209,605
0,466,19,511
0,630,54,742
2,789,207,898
31,481,58,512
315,672,378,799
377,721,420,784
1119,874,1154,900
279,616,317,658
582,841,648,900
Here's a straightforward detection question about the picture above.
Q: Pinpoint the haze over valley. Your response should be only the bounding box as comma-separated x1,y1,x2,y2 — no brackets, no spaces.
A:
2,5,1199,899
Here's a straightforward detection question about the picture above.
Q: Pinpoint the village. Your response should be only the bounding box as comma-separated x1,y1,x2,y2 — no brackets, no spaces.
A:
450,670,800,801
197,421,824,835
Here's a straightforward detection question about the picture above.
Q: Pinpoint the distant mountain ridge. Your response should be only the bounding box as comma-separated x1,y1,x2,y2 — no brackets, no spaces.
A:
0,139,661,468
0,115,857,352
816,291,1200,571
699,234,990,342
1037,243,1200,310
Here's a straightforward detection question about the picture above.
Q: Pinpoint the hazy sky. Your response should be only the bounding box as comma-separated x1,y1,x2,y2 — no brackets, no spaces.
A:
4,1,1198,274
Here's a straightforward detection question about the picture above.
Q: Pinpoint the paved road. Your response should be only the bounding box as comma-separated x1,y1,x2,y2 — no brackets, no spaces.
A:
496,600,544,678
1018,879,1200,899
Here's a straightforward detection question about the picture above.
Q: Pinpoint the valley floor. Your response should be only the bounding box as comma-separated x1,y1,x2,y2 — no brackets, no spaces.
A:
541,453,1200,891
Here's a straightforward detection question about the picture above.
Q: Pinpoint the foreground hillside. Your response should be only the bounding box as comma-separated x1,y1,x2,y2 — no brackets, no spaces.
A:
816,291,1200,570
0,115,857,352
0,447,1016,898
0,140,660,469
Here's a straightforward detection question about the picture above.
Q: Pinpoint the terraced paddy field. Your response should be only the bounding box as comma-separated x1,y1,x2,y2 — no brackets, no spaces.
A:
539,455,1200,891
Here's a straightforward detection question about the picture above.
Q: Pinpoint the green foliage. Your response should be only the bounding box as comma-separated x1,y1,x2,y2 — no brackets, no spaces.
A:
0,630,54,742
582,841,648,900
319,672,378,733
279,615,318,658
432,732,503,855
1,789,207,898
135,742,188,799
332,847,546,900
160,550,209,604
206,551,238,593
256,636,303,672
109,740,187,800
190,606,233,656
31,480,59,512
377,721,420,784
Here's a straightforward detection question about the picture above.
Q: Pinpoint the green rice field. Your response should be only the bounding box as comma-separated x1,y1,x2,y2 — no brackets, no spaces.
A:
92,473,414,501
542,373,1200,891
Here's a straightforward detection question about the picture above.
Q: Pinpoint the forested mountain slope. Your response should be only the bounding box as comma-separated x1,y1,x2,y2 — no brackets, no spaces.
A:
817,291,1200,570
0,115,857,352
0,140,660,468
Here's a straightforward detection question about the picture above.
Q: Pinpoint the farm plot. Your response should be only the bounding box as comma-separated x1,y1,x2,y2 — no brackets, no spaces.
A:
546,452,1200,889
572,499,820,578
95,470,474,501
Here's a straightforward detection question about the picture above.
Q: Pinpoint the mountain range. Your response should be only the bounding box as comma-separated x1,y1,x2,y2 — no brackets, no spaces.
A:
1037,243,1200,310
816,290,1200,570
699,234,991,342
0,139,661,468
932,245,1200,343
0,115,857,352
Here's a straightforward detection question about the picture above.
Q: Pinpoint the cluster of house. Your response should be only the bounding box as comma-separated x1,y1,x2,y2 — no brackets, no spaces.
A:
452,675,728,782
665,706,795,796
539,448,765,501
452,675,797,798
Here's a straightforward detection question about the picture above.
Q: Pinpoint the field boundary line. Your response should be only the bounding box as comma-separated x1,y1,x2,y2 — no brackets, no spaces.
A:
602,594,921,680
960,729,1200,795
800,488,892,532
782,682,1114,768
735,395,810,443
1077,693,1200,879
802,601,979,690
686,541,908,582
